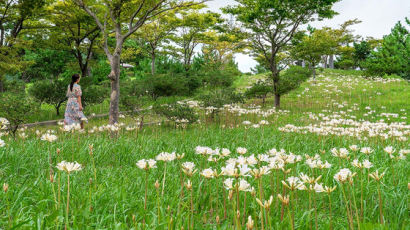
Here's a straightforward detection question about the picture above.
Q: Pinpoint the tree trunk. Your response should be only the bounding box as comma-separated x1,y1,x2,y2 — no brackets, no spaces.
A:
151,52,156,75
322,56,327,68
274,94,280,108
108,55,121,124
272,69,280,109
0,79,4,93
329,55,334,69
262,95,266,107
81,66,88,78
313,67,316,80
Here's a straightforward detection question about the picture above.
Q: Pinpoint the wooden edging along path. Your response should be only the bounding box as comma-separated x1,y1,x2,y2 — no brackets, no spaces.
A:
21,110,153,128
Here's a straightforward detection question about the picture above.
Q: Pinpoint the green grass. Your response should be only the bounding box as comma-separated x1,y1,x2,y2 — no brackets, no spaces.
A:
0,70,409,229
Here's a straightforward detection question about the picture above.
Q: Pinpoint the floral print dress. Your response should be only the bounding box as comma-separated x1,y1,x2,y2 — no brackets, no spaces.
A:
64,84,87,125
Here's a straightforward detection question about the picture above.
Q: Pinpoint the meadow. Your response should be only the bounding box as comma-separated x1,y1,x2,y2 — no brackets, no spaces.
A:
0,69,409,229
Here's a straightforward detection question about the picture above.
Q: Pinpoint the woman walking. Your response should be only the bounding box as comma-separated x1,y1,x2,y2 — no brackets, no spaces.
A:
64,74,87,128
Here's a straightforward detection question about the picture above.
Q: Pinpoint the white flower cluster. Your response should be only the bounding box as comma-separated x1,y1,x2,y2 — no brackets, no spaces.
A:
40,133,58,142
156,152,176,162
136,159,157,170
56,161,82,173
0,118,9,130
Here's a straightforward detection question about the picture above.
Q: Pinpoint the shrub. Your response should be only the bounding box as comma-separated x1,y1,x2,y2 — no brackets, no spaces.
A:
277,66,312,96
0,93,38,136
3,79,26,93
120,79,152,116
198,88,243,118
145,74,194,99
245,80,272,106
29,79,68,115
82,85,109,107
153,102,198,126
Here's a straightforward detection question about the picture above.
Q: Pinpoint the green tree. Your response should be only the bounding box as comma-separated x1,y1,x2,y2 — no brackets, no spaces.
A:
136,12,180,75
73,0,205,124
46,0,101,77
0,0,46,92
291,27,335,79
169,10,221,71
353,40,371,69
223,0,338,108
363,18,410,79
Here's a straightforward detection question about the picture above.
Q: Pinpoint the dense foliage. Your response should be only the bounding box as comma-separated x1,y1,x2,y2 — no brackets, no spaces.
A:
363,19,410,79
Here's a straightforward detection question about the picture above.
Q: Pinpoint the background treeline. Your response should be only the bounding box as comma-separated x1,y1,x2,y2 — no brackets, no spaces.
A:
0,0,408,125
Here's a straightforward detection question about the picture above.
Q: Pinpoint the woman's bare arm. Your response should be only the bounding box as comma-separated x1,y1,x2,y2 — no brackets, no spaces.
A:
78,96,83,111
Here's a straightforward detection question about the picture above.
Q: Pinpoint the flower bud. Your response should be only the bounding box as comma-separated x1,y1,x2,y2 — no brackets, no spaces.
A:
3,183,8,193
155,180,160,189
89,144,93,155
251,189,256,197
246,216,254,230
228,190,234,200
216,216,220,225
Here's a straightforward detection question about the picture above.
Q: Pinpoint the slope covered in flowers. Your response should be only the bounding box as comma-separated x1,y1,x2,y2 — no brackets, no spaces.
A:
0,70,409,229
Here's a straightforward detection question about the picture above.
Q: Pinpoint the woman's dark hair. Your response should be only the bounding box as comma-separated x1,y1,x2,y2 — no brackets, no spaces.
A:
70,74,81,91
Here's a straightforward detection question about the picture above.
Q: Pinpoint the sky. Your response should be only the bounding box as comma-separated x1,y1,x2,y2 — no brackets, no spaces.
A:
205,0,410,73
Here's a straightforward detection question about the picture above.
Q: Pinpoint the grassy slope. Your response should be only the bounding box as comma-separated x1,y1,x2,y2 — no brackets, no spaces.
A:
0,69,409,229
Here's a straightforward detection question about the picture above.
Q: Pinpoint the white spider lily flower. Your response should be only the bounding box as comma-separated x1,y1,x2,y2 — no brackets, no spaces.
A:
195,146,214,155
259,120,269,125
246,155,258,165
282,176,303,191
56,161,82,173
349,145,359,151
383,146,395,155
221,163,236,177
313,183,325,193
0,139,5,147
352,159,373,169
257,154,270,162
238,179,252,192
221,148,231,157
334,168,356,183
331,148,349,159
136,159,157,170
201,168,217,178
250,167,270,179
236,147,247,155
156,152,176,162
238,164,251,177
360,147,373,155
224,178,234,190
181,162,196,176
242,121,252,125
41,133,58,142
237,156,247,165
269,158,284,170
